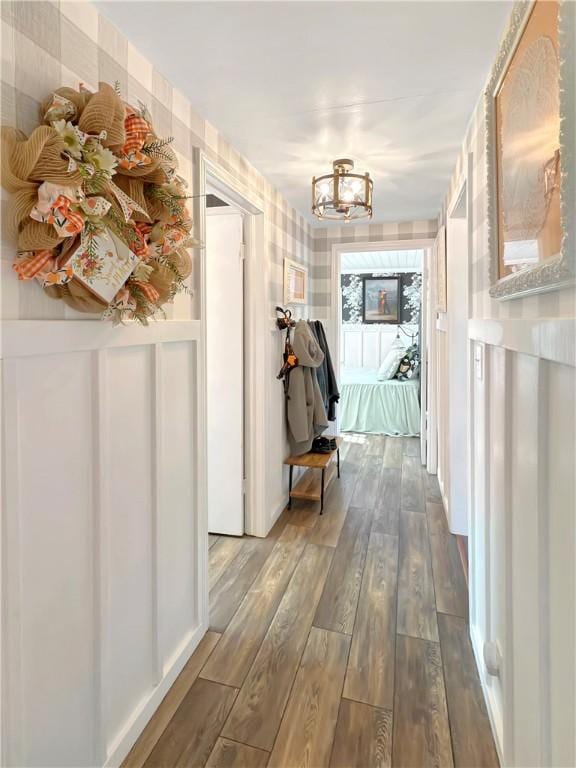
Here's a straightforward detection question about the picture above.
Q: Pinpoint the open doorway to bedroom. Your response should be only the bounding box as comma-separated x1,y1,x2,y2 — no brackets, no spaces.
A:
337,247,424,441
329,238,435,462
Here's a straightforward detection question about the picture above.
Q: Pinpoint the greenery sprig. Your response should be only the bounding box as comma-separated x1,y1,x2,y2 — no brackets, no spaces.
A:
141,136,175,162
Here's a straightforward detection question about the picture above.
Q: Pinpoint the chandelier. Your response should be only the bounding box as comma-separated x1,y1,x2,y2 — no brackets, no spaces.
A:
312,159,373,221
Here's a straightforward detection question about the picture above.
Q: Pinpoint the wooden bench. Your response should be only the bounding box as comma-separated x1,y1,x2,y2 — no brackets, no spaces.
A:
284,437,342,514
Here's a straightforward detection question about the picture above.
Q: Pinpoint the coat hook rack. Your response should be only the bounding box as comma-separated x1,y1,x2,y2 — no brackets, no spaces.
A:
275,306,296,330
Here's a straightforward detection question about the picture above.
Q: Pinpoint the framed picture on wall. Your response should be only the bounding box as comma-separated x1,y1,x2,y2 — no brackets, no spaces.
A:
283,258,308,305
362,276,400,323
486,0,575,299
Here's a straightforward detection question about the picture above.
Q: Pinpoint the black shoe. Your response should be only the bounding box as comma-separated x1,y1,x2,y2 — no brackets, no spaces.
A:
317,436,337,449
311,436,337,454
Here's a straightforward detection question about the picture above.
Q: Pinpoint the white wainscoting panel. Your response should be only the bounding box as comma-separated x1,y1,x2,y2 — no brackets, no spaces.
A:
4,351,97,766
341,324,418,371
1,321,206,768
158,342,198,669
105,346,156,750
467,319,575,768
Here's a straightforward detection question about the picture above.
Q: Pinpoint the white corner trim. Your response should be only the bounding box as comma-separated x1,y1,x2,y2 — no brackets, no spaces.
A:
468,318,576,367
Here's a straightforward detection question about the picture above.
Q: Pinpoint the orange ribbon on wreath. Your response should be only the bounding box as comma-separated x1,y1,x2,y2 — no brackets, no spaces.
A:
30,182,85,237
132,279,160,304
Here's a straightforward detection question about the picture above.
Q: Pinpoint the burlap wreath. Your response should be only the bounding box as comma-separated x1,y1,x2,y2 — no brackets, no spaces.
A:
0,81,197,323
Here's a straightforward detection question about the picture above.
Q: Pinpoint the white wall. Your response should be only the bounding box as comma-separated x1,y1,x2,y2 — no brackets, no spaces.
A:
1,321,206,767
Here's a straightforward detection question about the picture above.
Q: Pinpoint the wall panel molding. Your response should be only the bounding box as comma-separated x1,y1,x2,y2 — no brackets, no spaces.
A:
0,320,201,359
1,325,206,767
468,318,576,367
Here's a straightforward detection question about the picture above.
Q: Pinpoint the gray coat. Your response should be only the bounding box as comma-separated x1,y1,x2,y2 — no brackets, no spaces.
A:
286,320,329,455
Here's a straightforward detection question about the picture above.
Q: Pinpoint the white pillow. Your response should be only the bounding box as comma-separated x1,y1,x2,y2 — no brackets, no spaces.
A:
377,339,406,380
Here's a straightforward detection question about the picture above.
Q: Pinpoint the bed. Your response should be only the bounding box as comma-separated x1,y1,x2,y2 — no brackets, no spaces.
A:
339,368,420,436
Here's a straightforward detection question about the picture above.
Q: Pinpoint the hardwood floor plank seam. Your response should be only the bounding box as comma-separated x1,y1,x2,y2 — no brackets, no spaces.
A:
209,538,276,632
339,696,393,714
392,634,454,767
326,607,361,768
397,509,439,641
427,502,469,619
263,623,314,760
223,543,334,751
343,532,399,709
205,738,269,768
268,628,352,767
313,507,371,635
200,524,310,688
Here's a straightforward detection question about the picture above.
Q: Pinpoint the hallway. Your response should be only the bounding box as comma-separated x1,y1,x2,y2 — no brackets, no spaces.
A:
124,435,497,768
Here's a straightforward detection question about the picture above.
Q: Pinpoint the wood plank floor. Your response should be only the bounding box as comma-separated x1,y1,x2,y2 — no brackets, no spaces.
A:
125,434,498,768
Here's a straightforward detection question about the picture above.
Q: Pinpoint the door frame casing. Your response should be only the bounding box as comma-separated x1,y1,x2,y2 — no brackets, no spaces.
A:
445,154,473,536
194,150,268,540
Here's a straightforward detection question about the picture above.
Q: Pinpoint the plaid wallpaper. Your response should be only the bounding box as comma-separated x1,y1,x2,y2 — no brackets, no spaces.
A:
4,2,564,325
311,219,438,319
0,1,314,321
440,93,575,321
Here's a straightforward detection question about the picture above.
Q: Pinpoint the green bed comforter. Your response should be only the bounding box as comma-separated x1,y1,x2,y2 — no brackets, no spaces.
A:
339,369,420,436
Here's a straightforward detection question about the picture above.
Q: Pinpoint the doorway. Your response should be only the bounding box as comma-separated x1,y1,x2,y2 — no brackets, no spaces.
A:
206,197,245,535
196,150,268,541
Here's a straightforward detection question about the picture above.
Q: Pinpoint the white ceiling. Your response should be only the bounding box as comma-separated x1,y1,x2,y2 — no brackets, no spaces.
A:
97,1,512,226
341,250,422,273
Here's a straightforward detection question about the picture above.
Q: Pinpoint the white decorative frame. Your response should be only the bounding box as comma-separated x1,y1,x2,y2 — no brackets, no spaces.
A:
486,0,575,299
283,257,308,305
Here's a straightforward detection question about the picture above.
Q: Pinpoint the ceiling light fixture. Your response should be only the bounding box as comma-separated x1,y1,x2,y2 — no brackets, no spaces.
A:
312,158,373,221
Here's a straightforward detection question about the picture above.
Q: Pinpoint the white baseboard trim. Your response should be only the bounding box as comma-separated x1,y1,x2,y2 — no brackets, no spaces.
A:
105,622,207,768
470,622,504,767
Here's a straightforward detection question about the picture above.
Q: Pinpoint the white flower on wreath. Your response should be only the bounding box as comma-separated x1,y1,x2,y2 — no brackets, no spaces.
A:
52,119,85,159
82,139,118,176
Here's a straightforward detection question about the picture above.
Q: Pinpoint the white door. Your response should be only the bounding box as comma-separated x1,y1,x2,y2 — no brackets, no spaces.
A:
206,210,245,535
